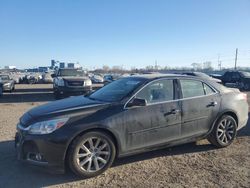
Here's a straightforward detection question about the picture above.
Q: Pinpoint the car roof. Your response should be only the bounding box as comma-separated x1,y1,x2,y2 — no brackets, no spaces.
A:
131,73,188,79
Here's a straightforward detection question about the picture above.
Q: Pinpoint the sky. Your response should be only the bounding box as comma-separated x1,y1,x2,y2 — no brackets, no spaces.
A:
0,0,250,70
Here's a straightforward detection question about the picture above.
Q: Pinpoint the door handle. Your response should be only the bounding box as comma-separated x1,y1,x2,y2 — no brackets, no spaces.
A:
208,101,217,107
164,109,180,116
171,109,180,114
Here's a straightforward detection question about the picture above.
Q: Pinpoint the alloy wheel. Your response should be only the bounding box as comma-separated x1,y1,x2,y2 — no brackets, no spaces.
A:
216,118,236,144
76,137,111,173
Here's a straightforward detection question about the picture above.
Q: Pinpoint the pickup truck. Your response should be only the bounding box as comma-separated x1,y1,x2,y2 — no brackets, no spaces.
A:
52,68,92,99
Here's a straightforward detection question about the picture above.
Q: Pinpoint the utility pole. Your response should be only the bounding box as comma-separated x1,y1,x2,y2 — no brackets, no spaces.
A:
155,60,158,70
217,54,221,70
234,48,238,70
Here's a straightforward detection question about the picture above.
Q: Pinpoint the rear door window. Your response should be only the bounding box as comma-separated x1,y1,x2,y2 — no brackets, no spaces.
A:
180,80,205,98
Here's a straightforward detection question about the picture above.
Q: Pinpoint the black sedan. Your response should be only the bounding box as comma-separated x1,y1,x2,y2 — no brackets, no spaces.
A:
15,74,248,177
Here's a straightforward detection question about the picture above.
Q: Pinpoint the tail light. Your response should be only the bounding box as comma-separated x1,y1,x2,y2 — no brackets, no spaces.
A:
239,92,247,101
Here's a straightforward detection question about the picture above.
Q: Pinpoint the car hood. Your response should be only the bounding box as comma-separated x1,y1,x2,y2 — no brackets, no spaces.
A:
1,80,11,84
60,76,89,81
28,96,107,118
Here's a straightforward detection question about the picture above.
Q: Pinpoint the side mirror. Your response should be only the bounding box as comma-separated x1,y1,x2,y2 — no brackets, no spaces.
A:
127,98,147,107
51,74,55,78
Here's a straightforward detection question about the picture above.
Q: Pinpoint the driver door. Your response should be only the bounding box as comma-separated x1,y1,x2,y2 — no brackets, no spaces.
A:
122,79,181,151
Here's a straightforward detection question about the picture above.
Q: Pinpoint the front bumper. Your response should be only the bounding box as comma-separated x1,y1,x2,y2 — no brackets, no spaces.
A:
54,86,92,96
15,129,68,173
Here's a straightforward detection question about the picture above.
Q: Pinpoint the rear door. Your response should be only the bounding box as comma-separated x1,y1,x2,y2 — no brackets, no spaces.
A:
179,79,221,138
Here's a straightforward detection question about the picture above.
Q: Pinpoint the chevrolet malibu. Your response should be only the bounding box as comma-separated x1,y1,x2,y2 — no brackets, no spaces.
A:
15,74,248,177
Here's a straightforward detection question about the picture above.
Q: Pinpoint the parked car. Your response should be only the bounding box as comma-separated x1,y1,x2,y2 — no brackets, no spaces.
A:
15,74,248,177
0,81,3,97
10,74,21,84
220,71,250,90
42,73,53,83
181,72,222,83
52,68,92,99
24,73,42,84
91,74,104,83
0,74,15,92
209,73,222,80
103,74,120,85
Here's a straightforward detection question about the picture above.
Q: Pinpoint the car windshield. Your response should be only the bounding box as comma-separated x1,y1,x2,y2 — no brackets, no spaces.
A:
59,69,85,77
89,77,146,102
240,71,250,77
0,75,9,80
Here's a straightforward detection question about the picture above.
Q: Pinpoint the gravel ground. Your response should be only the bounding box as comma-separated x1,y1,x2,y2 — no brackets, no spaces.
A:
0,84,249,188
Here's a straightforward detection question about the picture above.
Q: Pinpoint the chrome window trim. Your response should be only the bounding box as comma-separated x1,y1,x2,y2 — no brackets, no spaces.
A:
124,77,219,109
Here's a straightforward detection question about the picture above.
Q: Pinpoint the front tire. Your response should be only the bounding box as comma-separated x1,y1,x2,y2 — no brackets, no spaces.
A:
243,82,250,91
68,131,116,178
207,115,237,148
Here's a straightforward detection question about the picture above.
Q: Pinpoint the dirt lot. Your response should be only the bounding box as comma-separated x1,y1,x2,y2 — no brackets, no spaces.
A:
0,84,249,188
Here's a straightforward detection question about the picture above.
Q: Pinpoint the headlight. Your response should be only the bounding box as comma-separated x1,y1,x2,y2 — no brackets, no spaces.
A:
57,78,65,86
27,118,69,135
84,79,92,86
4,83,11,86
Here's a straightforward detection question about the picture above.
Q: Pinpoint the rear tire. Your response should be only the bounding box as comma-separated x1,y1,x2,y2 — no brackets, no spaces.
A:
207,115,237,148
68,131,116,178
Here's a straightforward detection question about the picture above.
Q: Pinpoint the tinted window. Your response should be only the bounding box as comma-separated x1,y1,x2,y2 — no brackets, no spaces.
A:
232,72,240,79
89,77,145,102
0,75,9,80
203,83,215,95
136,79,174,103
180,80,205,98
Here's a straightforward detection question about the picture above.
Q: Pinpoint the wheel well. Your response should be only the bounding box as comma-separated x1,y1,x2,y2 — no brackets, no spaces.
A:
221,111,238,126
64,128,119,165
